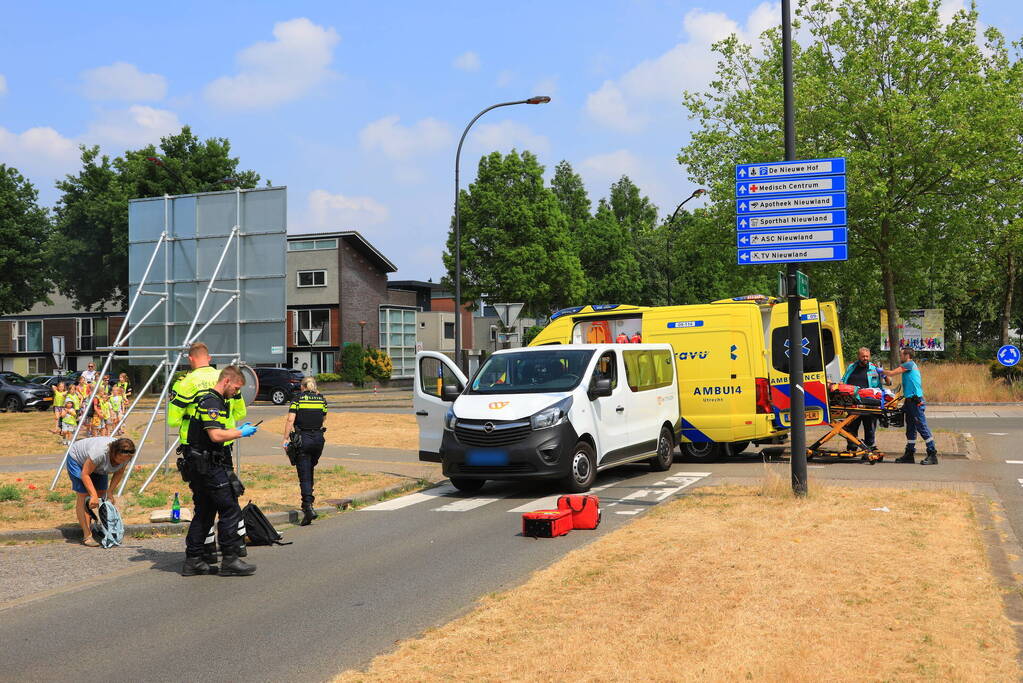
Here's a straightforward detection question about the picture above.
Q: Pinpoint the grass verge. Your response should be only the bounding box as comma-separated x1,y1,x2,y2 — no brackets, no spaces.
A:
0,411,145,458
915,362,1023,403
0,464,401,531
338,485,1019,682
260,412,418,451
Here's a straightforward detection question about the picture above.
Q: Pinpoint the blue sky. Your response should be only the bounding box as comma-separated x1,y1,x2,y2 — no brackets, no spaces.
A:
1,1,1019,281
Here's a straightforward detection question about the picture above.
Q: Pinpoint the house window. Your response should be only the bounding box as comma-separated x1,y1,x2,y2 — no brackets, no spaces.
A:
295,309,330,346
379,307,417,378
288,238,338,251
76,318,108,351
444,322,455,340
15,321,42,352
28,357,46,374
297,270,327,287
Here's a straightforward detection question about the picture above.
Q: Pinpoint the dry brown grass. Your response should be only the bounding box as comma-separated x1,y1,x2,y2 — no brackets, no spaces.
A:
261,412,418,451
0,411,146,457
338,485,1019,682
911,362,1023,403
0,464,399,531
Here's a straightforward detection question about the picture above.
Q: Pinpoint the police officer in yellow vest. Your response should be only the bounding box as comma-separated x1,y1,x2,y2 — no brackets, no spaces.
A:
168,341,247,563
282,376,328,526
179,366,259,576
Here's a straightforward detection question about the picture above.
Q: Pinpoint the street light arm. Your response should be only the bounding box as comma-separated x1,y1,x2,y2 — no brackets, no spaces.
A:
668,188,708,224
455,99,548,180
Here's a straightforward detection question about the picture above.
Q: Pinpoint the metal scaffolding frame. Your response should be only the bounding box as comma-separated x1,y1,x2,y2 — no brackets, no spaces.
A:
50,190,246,494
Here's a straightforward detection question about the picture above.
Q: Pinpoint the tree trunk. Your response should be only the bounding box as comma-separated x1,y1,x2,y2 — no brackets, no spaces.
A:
880,239,901,369
1002,251,1015,347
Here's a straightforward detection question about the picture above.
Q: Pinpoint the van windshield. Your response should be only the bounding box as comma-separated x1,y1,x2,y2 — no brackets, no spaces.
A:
470,349,595,394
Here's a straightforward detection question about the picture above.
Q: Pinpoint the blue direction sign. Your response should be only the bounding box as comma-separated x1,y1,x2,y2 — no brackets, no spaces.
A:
737,192,847,215
737,209,846,231
736,157,846,181
737,227,847,249
997,344,1021,367
737,243,848,265
736,176,845,198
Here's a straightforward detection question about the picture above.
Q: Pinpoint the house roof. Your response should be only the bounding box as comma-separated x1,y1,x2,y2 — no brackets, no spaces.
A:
287,230,397,273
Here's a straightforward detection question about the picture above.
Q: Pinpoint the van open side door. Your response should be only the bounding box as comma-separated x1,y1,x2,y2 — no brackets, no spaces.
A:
818,301,845,383
767,299,830,427
414,351,468,462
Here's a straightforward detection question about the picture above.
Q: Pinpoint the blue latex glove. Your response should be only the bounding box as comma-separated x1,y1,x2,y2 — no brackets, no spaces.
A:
239,422,258,438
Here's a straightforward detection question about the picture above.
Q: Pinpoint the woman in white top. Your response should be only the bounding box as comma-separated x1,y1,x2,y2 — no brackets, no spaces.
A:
65,437,136,546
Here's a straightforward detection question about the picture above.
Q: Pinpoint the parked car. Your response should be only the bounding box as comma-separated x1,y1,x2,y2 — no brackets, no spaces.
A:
253,367,304,405
0,372,54,412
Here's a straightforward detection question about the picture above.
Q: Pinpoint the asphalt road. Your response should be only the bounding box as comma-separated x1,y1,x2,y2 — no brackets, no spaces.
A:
2,412,1021,682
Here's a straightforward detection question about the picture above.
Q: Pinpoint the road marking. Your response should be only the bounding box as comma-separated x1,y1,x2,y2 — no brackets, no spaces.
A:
507,476,628,513
361,484,458,510
1017,479,1023,488
433,493,512,512
615,510,641,515
1006,460,1023,465
807,465,825,468
989,433,1009,436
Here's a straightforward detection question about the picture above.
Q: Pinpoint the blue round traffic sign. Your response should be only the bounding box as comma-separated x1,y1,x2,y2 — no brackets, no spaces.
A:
997,344,1021,367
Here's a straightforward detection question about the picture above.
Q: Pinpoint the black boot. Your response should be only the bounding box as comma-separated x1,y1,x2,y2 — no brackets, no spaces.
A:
895,445,915,464
182,556,213,576
300,503,317,526
920,448,938,466
238,545,247,558
220,553,256,576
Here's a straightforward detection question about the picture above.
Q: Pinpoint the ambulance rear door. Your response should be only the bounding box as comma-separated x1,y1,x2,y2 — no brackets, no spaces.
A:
767,299,829,427
818,301,845,383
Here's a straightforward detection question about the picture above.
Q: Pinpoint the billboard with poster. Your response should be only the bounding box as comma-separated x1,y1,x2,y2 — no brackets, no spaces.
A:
880,308,944,352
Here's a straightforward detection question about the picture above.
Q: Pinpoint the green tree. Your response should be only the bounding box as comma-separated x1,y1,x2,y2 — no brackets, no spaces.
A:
443,150,587,315
575,200,644,304
0,165,52,315
550,160,591,235
51,126,261,310
679,0,1023,364
608,176,658,235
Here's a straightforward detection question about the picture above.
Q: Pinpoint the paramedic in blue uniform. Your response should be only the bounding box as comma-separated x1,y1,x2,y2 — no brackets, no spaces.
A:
881,347,938,465
841,347,889,454
180,366,260,576
282,376,328,526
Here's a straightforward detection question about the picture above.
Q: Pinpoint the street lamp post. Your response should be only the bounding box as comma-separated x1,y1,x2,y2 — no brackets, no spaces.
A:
358,320,367,388
665,189,707,303
454,96,551,372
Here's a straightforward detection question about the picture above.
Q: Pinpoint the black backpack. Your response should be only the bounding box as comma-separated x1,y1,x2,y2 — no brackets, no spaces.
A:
242,502,292,546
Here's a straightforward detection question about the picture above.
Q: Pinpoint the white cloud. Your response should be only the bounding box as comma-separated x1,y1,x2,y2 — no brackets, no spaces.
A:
305,190,390,229
452,51,481,72
0,125,80,177
80,62,167,101
532,76,558,98
205,18,339,110
0,74,7,96
359,115,452,159
578,149,685,214
468,120,550,156
495,69,515,87
81,105,181,148
585,4,779,132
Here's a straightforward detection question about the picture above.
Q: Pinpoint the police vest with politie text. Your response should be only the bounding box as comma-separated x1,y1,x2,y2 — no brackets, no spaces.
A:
168,366,247,446
287,390,327,458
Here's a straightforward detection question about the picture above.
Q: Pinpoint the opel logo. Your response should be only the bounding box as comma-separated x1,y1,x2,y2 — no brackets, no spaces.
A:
483,422,495,433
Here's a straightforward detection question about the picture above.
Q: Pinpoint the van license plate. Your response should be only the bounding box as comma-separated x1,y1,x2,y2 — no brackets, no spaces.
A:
781,409,823,424
467,449,509,466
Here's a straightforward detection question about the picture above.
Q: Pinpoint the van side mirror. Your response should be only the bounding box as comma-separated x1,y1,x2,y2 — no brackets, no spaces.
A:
441,383,462,402
589,378,612,400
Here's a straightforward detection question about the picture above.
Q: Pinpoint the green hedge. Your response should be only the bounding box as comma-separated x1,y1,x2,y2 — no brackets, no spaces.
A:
315,373,342,383
990,361,1023,383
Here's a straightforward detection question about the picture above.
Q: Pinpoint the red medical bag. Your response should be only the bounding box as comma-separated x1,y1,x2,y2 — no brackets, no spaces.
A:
522,509,573,538
828,383,858,405
856,387,883,405
557,494,601,530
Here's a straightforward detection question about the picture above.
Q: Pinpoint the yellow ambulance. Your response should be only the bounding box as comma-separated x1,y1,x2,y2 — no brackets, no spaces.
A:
528,296,844,458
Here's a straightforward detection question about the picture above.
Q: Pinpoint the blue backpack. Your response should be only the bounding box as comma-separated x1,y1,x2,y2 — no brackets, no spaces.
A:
86,499,125,548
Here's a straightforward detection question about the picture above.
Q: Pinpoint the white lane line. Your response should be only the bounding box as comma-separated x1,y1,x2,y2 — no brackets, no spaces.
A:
989,433,1009,436
807,465,825,469
433,493,512,512
361,484,458,511
615,510,641,515
1017,479,1023,488
1006,460,1023,465
507,476,627,513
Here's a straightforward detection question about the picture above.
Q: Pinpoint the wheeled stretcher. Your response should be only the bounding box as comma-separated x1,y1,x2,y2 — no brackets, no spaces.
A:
807,385,904,464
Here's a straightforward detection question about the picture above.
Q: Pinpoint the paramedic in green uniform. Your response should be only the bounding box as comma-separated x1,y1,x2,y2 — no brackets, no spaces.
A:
168,341,249,561
882,347,938,465
282,376,328,526
841,347,889,454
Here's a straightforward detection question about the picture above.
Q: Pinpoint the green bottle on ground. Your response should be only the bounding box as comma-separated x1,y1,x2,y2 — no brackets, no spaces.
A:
172,492,181,522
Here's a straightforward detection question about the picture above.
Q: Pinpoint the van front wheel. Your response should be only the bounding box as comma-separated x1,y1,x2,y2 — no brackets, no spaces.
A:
565,442,597,493
648,427,675,471
682,442,721,460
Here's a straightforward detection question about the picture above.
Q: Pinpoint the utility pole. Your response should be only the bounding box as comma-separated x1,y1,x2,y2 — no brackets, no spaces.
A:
782,0,807,496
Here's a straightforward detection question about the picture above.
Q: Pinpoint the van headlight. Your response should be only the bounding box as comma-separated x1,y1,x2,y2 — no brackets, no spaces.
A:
445,408,457,431
530,397,573,430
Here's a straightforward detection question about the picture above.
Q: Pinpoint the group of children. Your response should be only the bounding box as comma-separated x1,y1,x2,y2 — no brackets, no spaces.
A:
52,373,132,445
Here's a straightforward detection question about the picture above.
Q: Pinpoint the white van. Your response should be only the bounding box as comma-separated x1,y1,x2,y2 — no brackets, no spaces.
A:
414,344,679,493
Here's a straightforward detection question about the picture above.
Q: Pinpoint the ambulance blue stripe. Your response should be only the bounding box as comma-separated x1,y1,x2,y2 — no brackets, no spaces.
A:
678,417,713,443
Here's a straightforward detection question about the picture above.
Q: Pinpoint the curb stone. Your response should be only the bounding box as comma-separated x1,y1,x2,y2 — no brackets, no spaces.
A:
0,480,431,544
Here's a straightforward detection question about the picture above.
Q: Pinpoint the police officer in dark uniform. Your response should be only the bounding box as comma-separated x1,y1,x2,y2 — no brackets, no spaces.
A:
282,376,328,526
180,366,260,577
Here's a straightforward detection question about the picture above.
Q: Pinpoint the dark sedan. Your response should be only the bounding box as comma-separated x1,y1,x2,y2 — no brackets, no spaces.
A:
253,367,304,405
0,372,54,412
